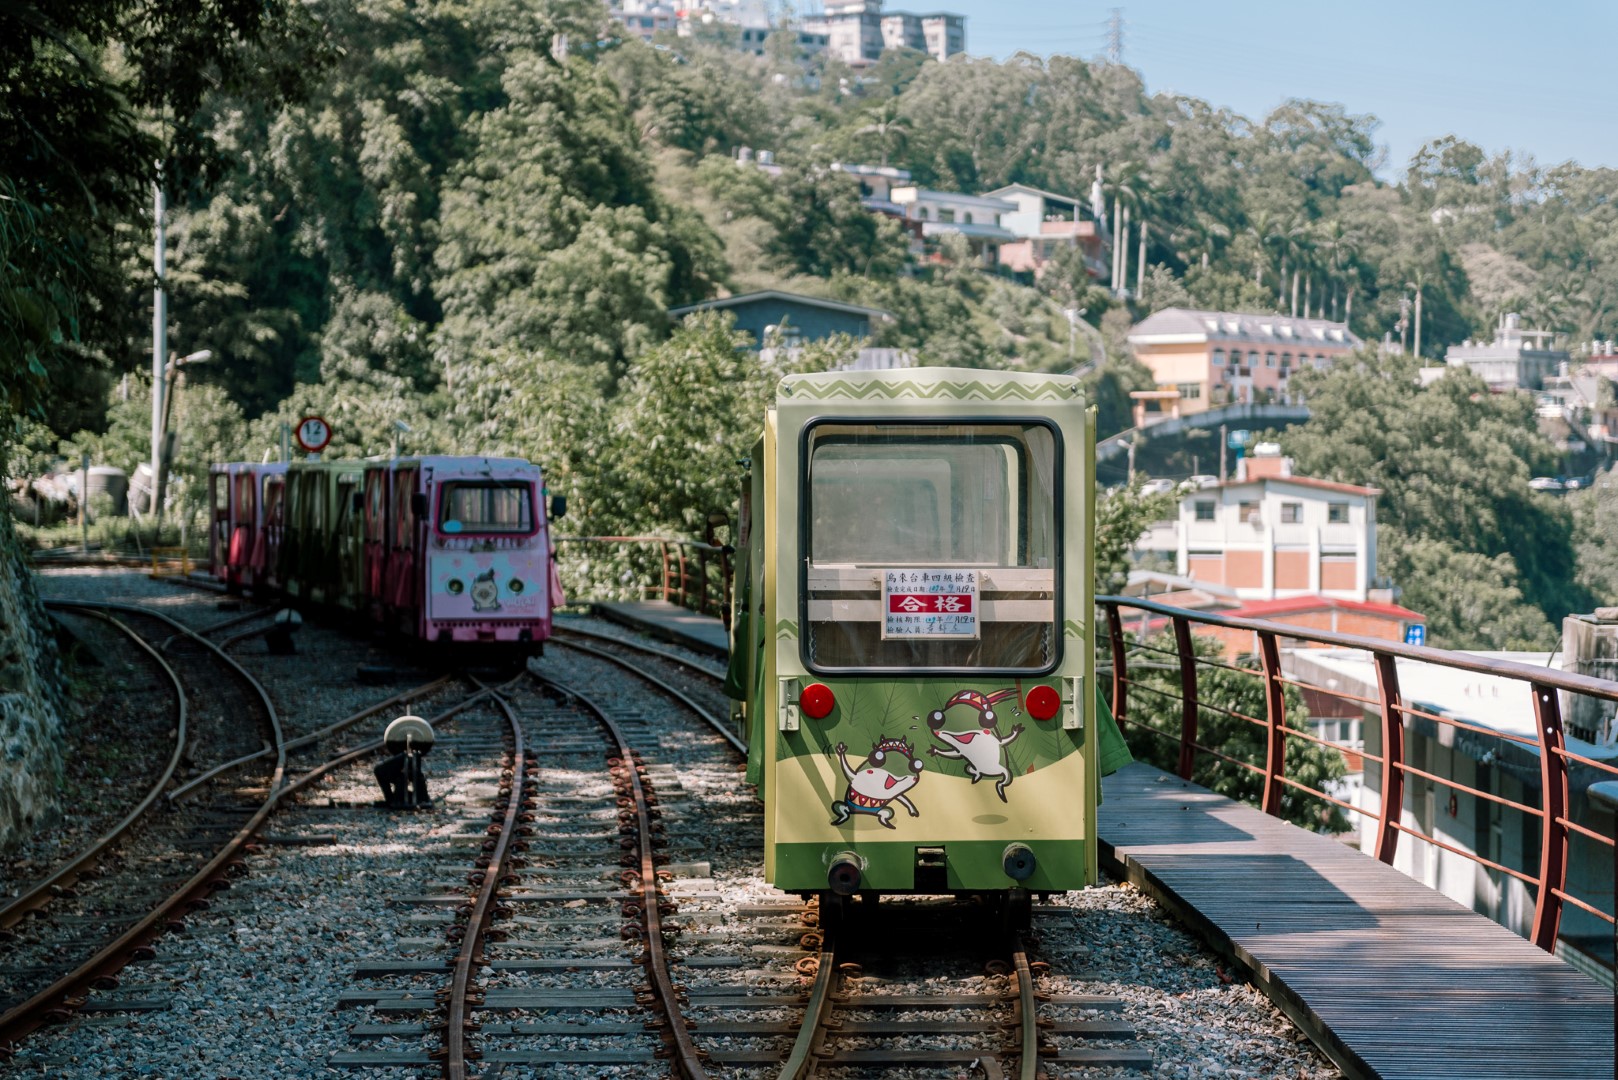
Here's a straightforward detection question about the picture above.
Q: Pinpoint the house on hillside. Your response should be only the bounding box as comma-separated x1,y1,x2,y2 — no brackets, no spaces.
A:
1441,312,1568,392
1134,446,1422,658
831,163,913,213
805,0,965,65
668,290,892,347
986,183,1109,280
887,187,1016,268
1127,308,1361,423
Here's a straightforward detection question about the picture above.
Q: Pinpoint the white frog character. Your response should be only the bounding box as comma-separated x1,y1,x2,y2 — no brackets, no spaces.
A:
926,688,1025,803
829,737,924,830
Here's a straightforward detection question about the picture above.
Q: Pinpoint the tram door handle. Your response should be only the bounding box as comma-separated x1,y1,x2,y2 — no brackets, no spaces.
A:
778,678,800,732
1063,676,1084,731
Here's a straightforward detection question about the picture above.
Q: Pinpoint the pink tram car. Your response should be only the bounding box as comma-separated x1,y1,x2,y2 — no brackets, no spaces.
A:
209,455,565,651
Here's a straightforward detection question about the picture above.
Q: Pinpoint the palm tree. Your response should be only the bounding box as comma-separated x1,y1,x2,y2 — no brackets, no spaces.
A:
1100,163,1155,298
1242,208,1281,293
1316,219,1363,323
854,99,912,169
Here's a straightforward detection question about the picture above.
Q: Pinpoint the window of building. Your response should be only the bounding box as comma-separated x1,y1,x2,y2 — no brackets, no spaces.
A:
1248,351,1261,368
1315,353,1327,366
1212,348,1225,365
1266,351,1276,367
1194,500,1215,521
963,212,975,225
939,208,956,224
917,207,930,220
1281,352,1292,367
1280,502,1302,524
1238,500,1260,522
1328,503,1349,524
1176,382,1202,401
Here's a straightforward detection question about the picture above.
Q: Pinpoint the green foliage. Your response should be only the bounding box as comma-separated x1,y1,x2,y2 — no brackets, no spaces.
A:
1283,350,1583,646
1095,480,1180,593
1571,467,1618,608
1123,631,1349,833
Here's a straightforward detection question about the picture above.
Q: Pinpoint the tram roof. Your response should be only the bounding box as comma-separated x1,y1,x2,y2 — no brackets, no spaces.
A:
777,366,1085,406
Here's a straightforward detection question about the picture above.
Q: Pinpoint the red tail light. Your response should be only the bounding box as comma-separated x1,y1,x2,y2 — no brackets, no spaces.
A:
1025,684,1061,721
801,683,836,720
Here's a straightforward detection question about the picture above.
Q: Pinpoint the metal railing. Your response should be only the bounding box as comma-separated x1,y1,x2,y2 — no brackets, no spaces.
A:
1097,594,1618,970
554,535,732,626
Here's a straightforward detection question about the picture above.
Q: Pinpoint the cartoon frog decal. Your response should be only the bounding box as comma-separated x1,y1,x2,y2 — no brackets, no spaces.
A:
470,567,501,612
926,688,1025,802
830,736,925,830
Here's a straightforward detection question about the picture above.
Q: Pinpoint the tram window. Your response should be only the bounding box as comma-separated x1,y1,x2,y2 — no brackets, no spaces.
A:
438,482,533,534
801,422,1059,673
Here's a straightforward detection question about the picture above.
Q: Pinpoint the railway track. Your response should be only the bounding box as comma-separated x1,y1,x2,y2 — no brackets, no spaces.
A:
0,601,285,1055
0,594,465,1063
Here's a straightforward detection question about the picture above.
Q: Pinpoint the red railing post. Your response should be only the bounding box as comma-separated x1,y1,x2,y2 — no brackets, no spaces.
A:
1373,652,1405,865
1529,680,1570,952
1105,603,1127,728
1172,615,1198,780
1257,631,1287,817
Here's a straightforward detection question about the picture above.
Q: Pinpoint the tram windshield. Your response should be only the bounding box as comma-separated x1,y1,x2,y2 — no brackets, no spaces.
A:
438,481,534,535
802,422,1059,673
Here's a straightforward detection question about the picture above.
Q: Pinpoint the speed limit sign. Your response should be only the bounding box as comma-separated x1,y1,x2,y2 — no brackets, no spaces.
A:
295,415,332,453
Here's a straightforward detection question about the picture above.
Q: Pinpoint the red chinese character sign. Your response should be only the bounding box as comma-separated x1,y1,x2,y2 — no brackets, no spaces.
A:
295,415,332,454
882,569,979,640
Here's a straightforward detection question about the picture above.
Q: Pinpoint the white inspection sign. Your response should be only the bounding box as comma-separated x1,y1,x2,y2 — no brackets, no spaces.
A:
882,569,979,640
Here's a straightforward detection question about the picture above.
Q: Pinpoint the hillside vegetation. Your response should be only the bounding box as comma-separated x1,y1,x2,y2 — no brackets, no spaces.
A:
4,0,1617,647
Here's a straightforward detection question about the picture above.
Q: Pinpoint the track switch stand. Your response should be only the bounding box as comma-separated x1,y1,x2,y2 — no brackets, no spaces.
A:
376,714,434,809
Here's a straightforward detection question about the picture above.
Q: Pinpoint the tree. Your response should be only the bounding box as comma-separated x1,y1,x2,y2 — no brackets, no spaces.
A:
0,0,325,432
1285,350,1584,634
433,51,724,375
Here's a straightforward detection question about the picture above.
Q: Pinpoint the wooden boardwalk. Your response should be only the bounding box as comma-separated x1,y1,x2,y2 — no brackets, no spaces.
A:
1100,762,1615,1080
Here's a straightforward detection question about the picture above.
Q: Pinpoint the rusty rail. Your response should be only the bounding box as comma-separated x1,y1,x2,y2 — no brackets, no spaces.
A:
554,535,731,625
535,673,708,1078
1097,594,1618,968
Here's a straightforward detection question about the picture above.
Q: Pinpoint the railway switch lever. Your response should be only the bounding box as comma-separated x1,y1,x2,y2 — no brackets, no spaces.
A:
377,714,435,809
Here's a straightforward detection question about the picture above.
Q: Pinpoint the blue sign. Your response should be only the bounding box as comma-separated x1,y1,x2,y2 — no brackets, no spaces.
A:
1227,429,1251,449
1405,624,1426,647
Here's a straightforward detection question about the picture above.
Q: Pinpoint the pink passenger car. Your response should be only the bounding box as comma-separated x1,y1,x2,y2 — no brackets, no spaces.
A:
364,456,564,648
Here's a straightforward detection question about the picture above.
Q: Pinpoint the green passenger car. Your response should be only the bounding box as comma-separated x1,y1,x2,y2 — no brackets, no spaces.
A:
727,367,1122,926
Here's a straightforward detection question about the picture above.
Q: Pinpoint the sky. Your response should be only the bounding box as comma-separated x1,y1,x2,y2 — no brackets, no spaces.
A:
933,0,1618,176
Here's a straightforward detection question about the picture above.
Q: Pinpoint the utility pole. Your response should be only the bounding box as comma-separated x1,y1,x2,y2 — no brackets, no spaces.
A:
150,181,167,528
1106,8,1124,64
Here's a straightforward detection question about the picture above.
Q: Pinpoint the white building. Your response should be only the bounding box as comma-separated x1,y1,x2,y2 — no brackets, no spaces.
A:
805,0,964,65
888,186,1015,265
1444,312,1568,392
1136,449,1381,604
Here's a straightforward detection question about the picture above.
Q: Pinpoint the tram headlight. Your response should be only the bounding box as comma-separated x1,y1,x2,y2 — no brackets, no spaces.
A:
1024,684,1061,721
509,578,524,594
447,579,464,595
800,682,836,720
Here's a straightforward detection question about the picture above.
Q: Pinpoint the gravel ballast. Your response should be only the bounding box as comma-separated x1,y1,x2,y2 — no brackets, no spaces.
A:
5,572,1343,1078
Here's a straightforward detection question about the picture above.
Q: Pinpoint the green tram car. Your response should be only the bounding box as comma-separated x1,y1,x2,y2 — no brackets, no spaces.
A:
726,367,1124,925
